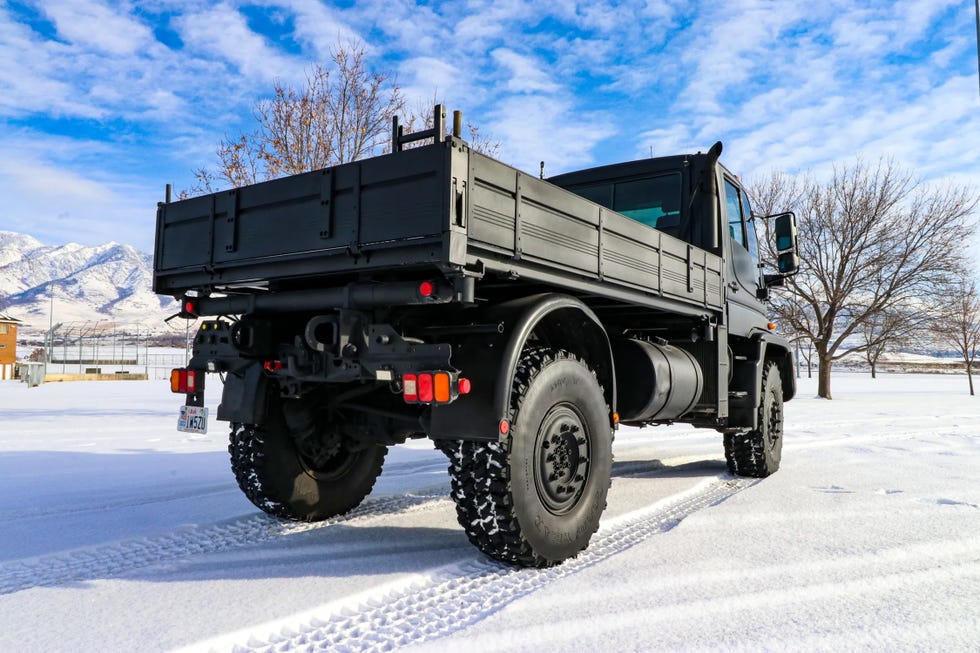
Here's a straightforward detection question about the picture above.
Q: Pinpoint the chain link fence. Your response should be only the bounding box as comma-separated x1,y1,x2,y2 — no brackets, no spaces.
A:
40,320,199,380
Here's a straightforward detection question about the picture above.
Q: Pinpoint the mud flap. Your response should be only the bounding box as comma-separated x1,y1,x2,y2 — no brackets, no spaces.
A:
217,364,270,426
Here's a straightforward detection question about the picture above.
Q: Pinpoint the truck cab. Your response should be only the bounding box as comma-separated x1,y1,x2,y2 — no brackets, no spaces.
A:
549,142,797,430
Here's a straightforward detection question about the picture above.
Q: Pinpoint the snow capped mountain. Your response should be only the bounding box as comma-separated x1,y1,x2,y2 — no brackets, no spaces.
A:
0,231,178,333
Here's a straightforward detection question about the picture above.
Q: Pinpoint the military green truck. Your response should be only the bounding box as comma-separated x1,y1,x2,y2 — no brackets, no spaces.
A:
155,106,799,567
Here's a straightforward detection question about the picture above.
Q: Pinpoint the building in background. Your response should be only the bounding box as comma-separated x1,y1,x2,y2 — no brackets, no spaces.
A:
0,313,22,379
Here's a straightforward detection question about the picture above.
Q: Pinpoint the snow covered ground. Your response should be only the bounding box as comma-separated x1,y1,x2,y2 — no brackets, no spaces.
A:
0,373,977,652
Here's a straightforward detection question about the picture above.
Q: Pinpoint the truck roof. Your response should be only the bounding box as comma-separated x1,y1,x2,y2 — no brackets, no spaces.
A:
547,153,699,188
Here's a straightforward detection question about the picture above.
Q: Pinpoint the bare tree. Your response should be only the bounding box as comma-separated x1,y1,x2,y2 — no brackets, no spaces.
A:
192,41,405,194
932,270,980,395
751,160,978,399
860,304,925,378
798,339,815,378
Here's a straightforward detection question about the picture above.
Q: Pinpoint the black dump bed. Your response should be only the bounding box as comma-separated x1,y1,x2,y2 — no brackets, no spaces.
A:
154,139,724,316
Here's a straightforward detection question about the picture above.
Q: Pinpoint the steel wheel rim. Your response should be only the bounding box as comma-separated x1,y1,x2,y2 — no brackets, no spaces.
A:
534,403,591,515
297,442,358,481
766,393,782,454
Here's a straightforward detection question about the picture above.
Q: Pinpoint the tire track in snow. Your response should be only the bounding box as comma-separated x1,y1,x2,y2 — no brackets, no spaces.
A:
0,489,448,596
0,484,237,521
190,475,754,653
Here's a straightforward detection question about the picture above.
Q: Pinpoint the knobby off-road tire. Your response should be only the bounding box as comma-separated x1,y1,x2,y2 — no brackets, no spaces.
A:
724,361,783,477
441,348,613,567
229,408,387,522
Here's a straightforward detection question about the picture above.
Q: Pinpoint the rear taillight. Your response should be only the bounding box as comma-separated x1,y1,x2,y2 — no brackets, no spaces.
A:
170,369,197,393
418,373,434,403
403,374,418,402
181,298,198,318
401,371,470,405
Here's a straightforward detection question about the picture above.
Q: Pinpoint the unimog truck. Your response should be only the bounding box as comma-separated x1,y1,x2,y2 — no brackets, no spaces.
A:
155,106,799,567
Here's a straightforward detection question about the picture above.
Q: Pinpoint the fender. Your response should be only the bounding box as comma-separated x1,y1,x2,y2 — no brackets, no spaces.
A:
728,330,796,429
761,332,797,403
429,293,615,441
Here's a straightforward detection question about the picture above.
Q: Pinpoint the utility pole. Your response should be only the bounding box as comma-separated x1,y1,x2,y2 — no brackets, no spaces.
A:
47,295,53,364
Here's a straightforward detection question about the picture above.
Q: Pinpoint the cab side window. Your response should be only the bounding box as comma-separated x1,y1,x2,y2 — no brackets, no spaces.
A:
723,179,745,248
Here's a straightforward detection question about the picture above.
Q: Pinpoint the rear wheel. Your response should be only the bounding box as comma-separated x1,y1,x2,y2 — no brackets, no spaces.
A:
441,348,613,567
724,361,783,477
229,396,387,521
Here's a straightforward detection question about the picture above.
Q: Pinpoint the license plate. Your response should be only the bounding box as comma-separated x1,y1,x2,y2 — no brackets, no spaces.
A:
178,405,209,434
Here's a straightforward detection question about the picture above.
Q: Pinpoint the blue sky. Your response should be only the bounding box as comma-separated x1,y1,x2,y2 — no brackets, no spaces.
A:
1,0,978,252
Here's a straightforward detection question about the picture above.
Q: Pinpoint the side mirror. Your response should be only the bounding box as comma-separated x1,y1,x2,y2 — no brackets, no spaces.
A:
773,212,799,276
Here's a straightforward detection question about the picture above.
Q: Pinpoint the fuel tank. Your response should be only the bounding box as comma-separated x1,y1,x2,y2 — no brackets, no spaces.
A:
613,338,704,423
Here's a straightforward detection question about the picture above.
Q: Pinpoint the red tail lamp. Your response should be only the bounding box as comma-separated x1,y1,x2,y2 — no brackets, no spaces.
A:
418,373,434,403
170,369,197,393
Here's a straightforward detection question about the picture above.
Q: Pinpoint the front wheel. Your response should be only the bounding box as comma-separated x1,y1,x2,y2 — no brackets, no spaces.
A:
441,348,613,567
724,361,783,477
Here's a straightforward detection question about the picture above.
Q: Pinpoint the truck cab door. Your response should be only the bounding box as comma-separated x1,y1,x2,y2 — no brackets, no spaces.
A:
722,178,766,334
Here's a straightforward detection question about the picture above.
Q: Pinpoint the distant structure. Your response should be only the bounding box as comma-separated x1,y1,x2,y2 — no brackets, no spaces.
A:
0,312,22,379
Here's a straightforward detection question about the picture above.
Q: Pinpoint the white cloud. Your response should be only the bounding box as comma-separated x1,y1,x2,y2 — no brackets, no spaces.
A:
0,13,104,119
488,94,615,174
39,0,154,56
491,49,560,94
175,3,302,82
453,0,536,52
265,0,362,59
398,57,465,106
338,0,448,57
0,149,159,251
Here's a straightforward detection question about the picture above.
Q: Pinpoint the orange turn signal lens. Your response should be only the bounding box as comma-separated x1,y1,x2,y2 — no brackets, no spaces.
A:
434,372,451,403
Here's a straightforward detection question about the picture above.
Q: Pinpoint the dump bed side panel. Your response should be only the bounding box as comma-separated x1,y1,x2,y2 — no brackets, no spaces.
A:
466,153,724,312
153,145,452,294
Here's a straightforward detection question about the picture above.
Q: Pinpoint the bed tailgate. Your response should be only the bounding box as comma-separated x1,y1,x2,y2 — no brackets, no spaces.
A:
153,145,454,294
